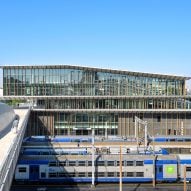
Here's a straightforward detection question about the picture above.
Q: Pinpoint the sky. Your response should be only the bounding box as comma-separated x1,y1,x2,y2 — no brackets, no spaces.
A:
0,0,191,88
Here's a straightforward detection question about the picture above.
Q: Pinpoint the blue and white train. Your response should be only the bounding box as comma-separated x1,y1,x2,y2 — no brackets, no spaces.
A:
24,136,92,143
22,148,88,155
151,136,191,142
14,153,191,183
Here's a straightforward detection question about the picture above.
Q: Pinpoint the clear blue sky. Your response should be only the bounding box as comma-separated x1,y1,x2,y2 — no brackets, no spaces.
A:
0,0,191,87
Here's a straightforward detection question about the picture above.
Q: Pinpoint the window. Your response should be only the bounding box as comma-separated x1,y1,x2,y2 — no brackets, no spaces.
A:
59,161,66,166
96,161,105,166
136,172,144,177
117,172,125,177
107,161,115,166
88,172,93,177
69,161,76,166
41,172,46,178
88,161,92,166
136,161,143,166
186,167,191,172
68,173,75,177
18,167,26,173
117,161,125,166
126,172,134,177
107,172,115,177
78,161,86,166
49,173,57,178
159,166,163,173
49,162,57,167
97,172,105,177
157,115,161,122
58,172,67,177
126,161,134,166
78,172,86,177
42,152,49,155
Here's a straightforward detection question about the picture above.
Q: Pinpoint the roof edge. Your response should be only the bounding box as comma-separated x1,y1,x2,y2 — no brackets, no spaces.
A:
0,64,190,80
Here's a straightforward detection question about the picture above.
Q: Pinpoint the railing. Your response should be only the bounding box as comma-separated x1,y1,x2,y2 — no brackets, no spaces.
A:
0,109,30,191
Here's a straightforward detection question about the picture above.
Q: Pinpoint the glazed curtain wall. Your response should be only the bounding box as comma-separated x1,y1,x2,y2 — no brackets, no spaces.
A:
3,68,184,96
36,98,191,110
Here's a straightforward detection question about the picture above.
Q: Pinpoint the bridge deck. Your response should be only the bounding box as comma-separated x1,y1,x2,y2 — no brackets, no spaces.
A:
0,109,30,191
0,109,29,169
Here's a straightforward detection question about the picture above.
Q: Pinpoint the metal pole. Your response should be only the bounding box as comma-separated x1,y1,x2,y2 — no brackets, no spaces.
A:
152,155,156,188
145,122,147,150
105,122,108,140
91,128,95,188
135,117,139,150
184,165,187,191
135,117,137,140
119,145,122,191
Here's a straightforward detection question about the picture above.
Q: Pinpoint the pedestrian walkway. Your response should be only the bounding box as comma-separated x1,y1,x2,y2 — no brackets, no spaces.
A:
0,109,30,191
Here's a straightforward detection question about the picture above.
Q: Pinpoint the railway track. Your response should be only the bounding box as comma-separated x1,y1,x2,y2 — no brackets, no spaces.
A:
11,182,191,191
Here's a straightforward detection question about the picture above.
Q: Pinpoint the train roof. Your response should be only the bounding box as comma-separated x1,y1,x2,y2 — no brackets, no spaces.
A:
156,155,177,160
23,135,135,143
19,154,156,161
177,154,191,160
19,154,178,162
152,135,191,139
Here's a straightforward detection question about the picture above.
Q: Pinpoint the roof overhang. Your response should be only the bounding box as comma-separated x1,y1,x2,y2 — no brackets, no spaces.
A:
1,64,190,80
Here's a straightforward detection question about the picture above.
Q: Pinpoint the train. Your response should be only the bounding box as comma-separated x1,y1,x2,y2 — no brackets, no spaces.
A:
14,153,191,183
14,135,191,184
24,136,92,143
151,136,191,142
21,148,88,155
24,135,191,144
21,145,168,156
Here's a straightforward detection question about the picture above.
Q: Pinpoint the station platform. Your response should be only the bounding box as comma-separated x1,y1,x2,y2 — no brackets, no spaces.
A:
23,140,191,148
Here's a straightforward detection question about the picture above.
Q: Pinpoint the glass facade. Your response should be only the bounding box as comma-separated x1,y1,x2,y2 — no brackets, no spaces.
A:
37,97,191,110
3,66,185,96
2,65,191,137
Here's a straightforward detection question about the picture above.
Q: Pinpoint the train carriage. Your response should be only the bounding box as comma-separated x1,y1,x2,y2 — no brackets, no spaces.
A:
155,155,177,182
15,154,178,183
178,155,191,182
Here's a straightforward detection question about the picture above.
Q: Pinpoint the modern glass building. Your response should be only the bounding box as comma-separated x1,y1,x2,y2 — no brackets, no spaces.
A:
1,65,191,137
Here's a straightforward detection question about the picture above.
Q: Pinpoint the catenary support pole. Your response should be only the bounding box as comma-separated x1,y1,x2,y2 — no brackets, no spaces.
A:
152,155,156,188
119,145,122,191
91,128,95,188
145,122,147,150
184,165,187,191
